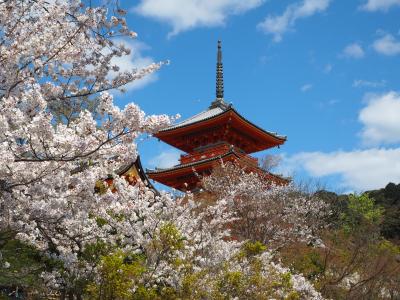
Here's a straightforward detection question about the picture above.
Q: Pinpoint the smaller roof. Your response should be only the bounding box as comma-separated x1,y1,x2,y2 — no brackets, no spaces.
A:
146,148,289,191
147,148,287,180
113,156,158,193
147,148,238,174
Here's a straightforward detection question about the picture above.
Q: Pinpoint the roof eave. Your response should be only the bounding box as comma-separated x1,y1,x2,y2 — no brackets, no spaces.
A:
147,150,240,175
156,107,286,144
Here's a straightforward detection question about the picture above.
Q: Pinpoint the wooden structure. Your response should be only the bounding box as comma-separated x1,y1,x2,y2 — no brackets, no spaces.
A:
96,156,157,194
147,41,287,191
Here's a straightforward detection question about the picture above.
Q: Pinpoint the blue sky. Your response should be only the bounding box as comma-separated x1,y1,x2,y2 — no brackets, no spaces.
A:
112,0,400,192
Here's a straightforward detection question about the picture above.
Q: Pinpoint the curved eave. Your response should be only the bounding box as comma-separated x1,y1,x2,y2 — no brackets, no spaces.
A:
155,108,286,153
146,150,287,183
113,156,158,193
159,106,227,132
158,108,286,140
231,108,286,142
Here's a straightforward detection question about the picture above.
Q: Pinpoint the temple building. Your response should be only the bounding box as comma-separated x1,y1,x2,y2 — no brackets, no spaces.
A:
96,156,157,194
147,41,287,191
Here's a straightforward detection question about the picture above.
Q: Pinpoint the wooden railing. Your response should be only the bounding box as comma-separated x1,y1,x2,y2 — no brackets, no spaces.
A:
180,144,230,164
180,144,258,167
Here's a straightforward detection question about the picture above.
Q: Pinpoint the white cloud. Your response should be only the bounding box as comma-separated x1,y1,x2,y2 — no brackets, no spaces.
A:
133,0,265,37
353,79,386,88
149,150,181,169
110,40,158,92
341,43,365,59
359,91,400,145
361,0,400,11
372,34,400,56
285,148,400,191
257,0,331,42
301,84,313,92
282,91,400,191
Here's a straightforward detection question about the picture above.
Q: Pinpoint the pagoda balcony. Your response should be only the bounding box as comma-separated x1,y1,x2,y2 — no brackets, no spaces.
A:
179,144,258,167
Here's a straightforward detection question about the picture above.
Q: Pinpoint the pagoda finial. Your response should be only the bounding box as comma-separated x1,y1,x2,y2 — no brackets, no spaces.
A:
216,40,224,99
210,40,229,109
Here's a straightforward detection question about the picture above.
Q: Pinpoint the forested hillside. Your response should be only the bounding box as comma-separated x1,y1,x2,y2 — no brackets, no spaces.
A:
317,183,400,243
368,183,400,241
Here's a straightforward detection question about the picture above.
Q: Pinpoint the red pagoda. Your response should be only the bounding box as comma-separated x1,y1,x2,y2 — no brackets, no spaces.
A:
147,41,287,191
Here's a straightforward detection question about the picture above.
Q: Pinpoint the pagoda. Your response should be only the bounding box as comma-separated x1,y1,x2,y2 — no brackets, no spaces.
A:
96,156,158,194
147,41,287,191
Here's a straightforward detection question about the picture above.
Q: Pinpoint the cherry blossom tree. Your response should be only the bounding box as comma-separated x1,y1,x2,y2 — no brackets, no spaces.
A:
0,0,170,294
201,162,331,250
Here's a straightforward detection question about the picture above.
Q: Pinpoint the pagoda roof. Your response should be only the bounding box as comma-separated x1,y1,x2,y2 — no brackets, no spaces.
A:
155,101,286,153
162,105,227,131
112,156,158,192
147,147,240,174
160,103,286,140
147,148,287,183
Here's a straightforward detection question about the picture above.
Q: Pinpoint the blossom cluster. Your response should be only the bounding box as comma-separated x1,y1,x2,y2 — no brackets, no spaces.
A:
202,162,331,250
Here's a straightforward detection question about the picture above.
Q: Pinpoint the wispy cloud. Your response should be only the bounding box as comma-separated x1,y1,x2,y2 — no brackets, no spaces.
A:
282,91,400,191
301,84,313,92
360,0,400,12
132,0,265,37
372,33,400,56
257,0,331,42
341,43,365,59
110,40,159,92
353,79,386,88
149,150,181,169
284,148,400,191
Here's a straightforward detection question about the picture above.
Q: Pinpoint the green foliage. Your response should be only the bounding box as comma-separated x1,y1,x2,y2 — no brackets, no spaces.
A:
95,180,109,195
378,239,400,254
205,242,299,299
285,246,325,281
317,184,400,241
368,182,400,240
85,223,186,299
242,241,267,257
340,193,383,233
86,250,147,299
156,222,185,252
216,269,244,298
85,240,305,300
81,240,110,265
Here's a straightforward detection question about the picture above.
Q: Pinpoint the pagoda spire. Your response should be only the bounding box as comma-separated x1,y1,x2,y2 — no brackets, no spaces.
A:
216,40,224,99
210,40,229,109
